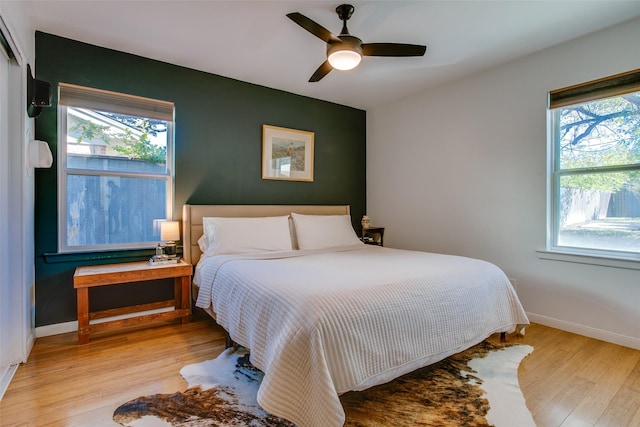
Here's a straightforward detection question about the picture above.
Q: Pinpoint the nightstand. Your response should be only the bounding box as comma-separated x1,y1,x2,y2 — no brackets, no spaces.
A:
361,227,384,246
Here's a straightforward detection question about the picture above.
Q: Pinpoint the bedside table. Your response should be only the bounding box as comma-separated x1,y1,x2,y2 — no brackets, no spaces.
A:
361,227,384,246
73,259,193,344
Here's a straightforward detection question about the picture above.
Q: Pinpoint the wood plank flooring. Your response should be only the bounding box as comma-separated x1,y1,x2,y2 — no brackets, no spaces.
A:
1,317,638,426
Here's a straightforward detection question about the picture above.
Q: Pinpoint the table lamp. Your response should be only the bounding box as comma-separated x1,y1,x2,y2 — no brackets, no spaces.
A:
160,221,180,256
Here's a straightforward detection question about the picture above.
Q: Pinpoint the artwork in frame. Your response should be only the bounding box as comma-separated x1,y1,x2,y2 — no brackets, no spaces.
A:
262,125,314,182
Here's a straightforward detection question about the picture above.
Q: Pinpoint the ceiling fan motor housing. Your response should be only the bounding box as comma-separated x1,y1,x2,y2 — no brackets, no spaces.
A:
327,35,362,57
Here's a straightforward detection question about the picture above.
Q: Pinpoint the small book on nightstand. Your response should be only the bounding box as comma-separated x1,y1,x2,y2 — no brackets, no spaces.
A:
149,255,180,265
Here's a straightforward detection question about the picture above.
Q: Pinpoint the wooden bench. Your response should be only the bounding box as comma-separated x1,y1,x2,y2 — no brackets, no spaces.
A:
73,259,192,344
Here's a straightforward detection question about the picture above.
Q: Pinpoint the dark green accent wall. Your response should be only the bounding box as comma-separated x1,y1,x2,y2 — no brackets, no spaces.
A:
34,32,366,328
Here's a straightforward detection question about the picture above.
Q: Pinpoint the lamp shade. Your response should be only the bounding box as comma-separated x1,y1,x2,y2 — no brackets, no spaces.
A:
160,221,180,242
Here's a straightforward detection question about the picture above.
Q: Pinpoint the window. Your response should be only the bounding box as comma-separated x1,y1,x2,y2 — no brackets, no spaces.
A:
547,69,640,260
58,83,174,252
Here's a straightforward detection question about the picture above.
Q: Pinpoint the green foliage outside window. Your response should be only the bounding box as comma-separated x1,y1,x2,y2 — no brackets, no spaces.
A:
111,128,167,164
71,111,167,164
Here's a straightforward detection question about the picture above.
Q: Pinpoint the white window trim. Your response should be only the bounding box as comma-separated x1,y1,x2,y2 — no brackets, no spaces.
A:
57,84,175,253
536,249,640,271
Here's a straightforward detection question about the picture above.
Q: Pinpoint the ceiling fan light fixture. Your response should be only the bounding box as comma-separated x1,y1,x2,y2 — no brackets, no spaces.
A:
328,49,361,70
327,36,363,71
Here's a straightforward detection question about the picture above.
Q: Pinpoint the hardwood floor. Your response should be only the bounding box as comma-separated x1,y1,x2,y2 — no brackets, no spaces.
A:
496,324,640,427
1,317,638,426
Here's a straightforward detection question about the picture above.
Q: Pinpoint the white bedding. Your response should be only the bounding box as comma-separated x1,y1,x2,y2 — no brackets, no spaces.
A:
194,244,529,427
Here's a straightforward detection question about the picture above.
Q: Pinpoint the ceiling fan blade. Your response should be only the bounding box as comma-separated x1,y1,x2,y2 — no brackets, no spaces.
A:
362,43,427,57
286,12,341,43
309,60,333,82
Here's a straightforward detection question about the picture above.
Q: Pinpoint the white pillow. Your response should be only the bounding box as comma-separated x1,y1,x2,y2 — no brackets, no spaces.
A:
197,234,209,252
290,213,363,250
202,216,292,256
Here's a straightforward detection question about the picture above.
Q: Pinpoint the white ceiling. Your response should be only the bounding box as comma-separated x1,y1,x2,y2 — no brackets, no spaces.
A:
24,0,640,110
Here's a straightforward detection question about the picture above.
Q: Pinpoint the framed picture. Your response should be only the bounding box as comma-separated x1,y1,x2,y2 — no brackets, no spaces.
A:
262,125,314,182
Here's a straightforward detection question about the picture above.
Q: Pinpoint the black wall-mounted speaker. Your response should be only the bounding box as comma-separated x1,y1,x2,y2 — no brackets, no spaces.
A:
27,64,51,118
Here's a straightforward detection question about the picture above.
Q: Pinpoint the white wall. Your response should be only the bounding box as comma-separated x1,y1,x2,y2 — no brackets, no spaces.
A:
0,0,36,398
367,17,640,349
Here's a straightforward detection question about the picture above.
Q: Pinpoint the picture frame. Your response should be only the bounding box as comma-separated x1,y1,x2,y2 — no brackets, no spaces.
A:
262,124,314,182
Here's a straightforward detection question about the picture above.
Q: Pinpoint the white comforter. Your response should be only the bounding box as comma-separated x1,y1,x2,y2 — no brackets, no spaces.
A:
194,245,529,427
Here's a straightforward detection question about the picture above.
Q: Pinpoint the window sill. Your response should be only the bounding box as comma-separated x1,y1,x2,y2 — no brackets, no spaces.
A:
536,250,640,270
43,247,182,264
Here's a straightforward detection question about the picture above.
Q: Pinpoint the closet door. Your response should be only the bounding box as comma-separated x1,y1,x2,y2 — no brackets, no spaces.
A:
0,20,29,399
0,31,13,395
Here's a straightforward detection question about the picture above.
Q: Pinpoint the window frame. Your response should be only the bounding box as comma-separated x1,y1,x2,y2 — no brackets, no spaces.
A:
57,83,175,253
545,69,640,263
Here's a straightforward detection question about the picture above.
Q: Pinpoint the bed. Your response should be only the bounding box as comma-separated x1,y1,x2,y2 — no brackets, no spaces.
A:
182,204,529,427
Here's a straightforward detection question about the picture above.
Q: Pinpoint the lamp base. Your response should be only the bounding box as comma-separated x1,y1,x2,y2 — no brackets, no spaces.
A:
165,242,176,256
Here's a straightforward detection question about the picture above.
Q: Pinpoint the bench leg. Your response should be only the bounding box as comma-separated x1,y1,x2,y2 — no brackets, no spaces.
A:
175,276,191,324
77,288,90,344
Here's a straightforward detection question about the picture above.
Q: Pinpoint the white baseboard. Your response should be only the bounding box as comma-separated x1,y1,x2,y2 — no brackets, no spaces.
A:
35,320,77,338
0,331,36,400
35,306,176,338
527,312,640,350
0,364,19,401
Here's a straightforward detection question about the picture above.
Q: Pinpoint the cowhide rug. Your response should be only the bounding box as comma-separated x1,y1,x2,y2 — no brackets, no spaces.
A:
113,340,534,427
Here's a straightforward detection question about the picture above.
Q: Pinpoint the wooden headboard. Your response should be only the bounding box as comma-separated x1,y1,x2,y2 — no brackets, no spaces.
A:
182,204,351,265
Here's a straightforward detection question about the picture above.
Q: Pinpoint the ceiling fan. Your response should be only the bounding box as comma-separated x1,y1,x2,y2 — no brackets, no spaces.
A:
287,4,427,82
